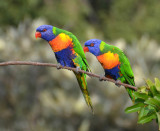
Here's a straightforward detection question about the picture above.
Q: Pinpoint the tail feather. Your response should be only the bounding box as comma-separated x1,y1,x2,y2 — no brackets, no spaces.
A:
126,88,135,102
126,81,136,103
74,72,93,113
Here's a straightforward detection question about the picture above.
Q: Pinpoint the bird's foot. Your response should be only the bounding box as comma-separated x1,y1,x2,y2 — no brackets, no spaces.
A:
76,66,81,73
115,80,121,87
88,75,92,78
99,75,106,81
56,63,62,70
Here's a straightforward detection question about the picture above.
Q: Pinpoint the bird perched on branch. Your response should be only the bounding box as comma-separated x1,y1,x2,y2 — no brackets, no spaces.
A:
84,39,135,102
35,25,93,112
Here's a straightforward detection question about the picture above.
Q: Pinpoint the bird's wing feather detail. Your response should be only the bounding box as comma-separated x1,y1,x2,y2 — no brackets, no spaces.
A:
118,51,135,101
66,33,91,72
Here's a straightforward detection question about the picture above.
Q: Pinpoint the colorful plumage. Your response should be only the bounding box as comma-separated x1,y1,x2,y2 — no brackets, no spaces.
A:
84,39,135,102
35,25,93,112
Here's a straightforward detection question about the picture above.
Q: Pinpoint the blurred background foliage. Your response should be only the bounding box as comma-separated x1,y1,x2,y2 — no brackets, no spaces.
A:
0,0,160,130
1,0,160,42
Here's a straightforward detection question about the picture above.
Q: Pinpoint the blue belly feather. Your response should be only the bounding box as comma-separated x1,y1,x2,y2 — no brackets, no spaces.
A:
104,65,120,80
55,47,76,67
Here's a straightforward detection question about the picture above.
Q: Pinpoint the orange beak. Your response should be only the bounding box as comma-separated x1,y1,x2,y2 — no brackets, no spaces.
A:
83,46,89,53
35,32,41,39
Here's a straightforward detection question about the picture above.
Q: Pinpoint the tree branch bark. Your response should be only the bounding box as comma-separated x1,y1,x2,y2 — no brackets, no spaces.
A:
0,61,137,91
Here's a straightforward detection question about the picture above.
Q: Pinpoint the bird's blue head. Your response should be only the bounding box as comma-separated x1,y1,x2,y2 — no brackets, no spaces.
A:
83,39,102,56
35,25,56,41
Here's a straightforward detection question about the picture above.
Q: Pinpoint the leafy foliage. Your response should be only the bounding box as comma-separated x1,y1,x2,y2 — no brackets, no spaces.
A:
125,78,160,130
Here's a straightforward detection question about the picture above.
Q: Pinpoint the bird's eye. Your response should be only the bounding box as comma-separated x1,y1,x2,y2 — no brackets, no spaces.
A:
90,43,94,47
43,29,47,32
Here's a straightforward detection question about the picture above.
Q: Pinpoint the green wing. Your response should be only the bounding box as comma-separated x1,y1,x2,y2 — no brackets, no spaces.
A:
66,32,91,72
118,50,135,86
116,48,135,101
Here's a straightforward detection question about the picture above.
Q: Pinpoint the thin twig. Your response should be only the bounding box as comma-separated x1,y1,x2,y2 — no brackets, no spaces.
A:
0,61,137,91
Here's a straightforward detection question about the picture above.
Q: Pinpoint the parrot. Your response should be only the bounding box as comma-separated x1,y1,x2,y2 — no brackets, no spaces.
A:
83,39,135,102
35,25,93,112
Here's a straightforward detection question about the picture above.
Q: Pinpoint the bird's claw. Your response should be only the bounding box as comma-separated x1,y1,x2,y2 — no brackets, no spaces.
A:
88,75,92,78
99,75,105,81
56,63,61,70
115,80,121,87
76,66,81,73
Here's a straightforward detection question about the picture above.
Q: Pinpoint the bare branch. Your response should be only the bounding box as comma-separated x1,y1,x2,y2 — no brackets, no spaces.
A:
0,61,137,91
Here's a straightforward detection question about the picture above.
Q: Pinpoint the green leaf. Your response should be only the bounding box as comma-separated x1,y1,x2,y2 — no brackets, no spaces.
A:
138,107,150,120
156,112,160,130
138,112,157,124
155,78,160,92
135,98,145,103
138,86,147,93
148,104,157,111
150,85,159,96
154,94,160,102
145,98,160,111
125,103,145,114
146,79,154,88
148,91,153,97
133,92,149,100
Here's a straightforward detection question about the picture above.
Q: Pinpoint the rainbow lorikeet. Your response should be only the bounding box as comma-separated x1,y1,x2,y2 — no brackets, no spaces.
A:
83,39,135,102
35,25,93,112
